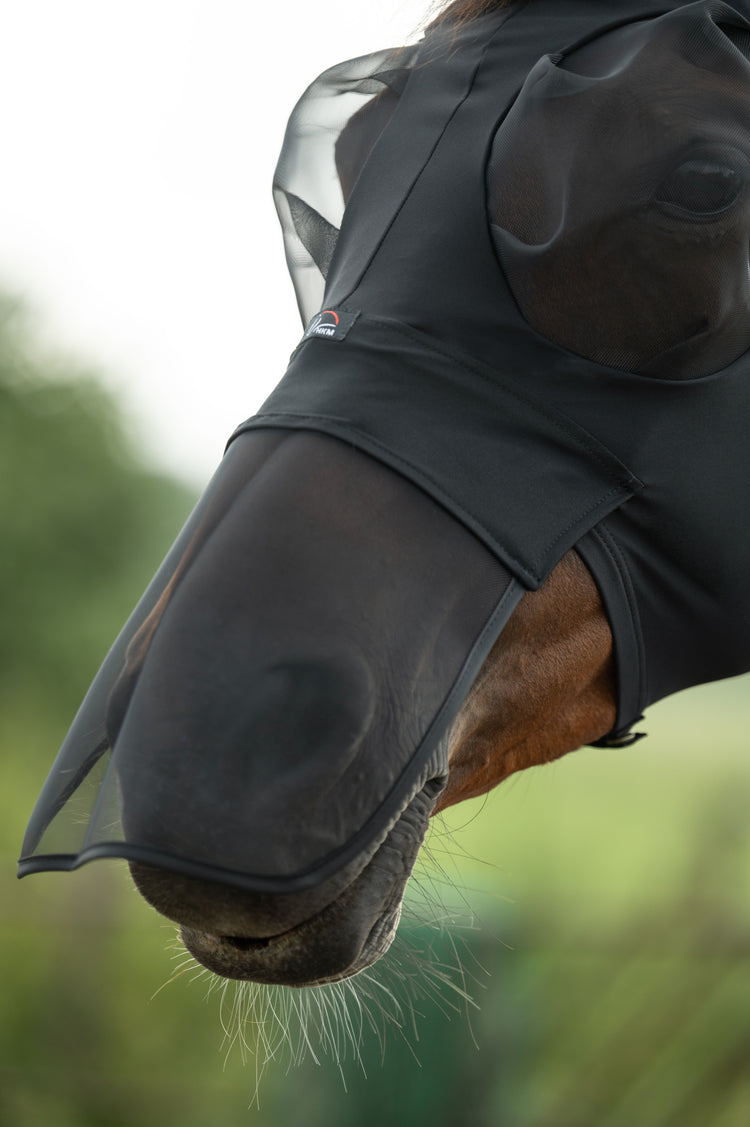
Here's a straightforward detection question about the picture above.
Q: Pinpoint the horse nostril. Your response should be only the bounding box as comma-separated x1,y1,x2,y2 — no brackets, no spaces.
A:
221,935,271,951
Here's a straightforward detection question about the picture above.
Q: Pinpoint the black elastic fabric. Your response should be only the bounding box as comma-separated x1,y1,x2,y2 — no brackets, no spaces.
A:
19,0,750,889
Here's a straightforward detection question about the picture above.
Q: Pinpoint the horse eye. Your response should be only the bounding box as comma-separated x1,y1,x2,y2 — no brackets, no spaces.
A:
654,159,743,217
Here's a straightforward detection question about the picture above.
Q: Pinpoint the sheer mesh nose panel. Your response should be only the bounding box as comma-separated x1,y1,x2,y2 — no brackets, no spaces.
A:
19,431,518,890
487,6,750,377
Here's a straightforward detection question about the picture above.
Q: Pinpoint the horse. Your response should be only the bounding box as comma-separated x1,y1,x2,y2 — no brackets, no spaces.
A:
19,0,750,999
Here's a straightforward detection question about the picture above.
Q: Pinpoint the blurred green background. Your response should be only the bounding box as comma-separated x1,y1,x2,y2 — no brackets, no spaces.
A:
2,295,749,1126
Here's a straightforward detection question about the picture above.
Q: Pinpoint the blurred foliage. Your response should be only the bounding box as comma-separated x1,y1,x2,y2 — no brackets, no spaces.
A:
0,295,195,720
2,292,749,1125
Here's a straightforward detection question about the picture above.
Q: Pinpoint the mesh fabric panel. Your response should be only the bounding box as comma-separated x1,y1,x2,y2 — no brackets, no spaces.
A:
20,431,516,890
274,47,418,324
487,7,750,377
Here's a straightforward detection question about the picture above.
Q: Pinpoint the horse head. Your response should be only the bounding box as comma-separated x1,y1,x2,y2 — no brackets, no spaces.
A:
19,0,750,990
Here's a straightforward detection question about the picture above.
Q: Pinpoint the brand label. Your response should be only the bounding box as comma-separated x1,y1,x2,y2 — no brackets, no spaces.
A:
303,308,360,342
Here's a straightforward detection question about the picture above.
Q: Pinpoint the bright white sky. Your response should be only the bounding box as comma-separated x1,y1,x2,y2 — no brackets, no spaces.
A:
1,1,430,485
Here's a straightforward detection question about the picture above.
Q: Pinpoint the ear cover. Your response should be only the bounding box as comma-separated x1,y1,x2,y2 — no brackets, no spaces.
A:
273,46,418,324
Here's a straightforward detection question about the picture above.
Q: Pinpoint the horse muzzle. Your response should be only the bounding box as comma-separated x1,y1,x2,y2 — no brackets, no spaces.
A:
18,429,518,987
130,781,437,986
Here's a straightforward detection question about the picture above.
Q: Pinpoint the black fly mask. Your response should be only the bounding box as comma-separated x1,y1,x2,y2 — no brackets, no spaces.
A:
19,0,750,940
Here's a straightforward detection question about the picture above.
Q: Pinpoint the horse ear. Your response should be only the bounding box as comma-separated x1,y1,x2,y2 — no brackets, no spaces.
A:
334,84,402,204
272,48,418,325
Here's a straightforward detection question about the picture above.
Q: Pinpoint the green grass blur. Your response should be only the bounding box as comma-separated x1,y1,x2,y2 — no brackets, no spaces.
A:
2,296,748,1125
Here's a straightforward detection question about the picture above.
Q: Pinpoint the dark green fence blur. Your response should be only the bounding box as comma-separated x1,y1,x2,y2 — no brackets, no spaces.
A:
3,296,749,1126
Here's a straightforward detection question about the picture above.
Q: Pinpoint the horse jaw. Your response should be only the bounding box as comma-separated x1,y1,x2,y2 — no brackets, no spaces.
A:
435,550,616,813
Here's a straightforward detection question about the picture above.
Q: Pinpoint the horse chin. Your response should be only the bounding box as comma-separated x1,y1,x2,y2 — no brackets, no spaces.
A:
129,784,437,987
